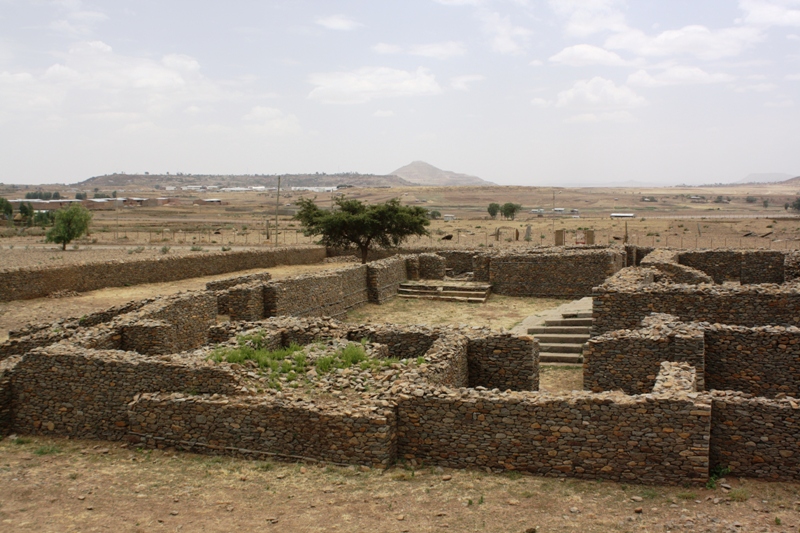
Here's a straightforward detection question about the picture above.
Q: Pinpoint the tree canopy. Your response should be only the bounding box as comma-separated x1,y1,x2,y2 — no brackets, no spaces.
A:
295,197,429,263
0,197,11,220
500,202,522,220
46,204,92,250
487,202,500,219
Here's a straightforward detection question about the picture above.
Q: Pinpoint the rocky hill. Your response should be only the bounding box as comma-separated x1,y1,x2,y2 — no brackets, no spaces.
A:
390,161,494,186
74,173,418,189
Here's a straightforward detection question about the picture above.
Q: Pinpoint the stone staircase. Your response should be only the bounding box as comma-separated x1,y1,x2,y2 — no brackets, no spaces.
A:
398,280,491,303
528,311,592,364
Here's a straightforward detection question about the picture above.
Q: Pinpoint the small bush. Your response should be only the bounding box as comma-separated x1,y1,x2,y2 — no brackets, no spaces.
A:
190,245,203,251
221,246,231,251
676,491,697,500
160,245,171,254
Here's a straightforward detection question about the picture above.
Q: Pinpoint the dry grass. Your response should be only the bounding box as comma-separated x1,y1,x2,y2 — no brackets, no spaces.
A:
1,435,797,533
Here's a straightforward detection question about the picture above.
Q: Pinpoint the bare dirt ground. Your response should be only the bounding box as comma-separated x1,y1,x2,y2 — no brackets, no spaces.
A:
0,262,337,341
1,435,799,533
344,295,568,331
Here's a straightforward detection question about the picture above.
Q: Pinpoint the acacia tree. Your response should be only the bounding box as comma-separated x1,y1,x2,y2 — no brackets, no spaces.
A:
487,203,500,219
0,197,12,221
46,204,92,250
500,202,522,220
295,197,429,263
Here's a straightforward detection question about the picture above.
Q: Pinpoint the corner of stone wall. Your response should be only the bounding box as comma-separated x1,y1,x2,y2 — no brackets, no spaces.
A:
467,334,539,391
418,253,446,280
0,357,18,438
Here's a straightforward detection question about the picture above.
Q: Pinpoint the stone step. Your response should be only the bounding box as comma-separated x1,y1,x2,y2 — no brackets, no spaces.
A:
544,317,593,327
398,288,489,298
397,294,486,303
530,333,590,344
538,342,585,354
561,311,593,319
539,352,584,364
528,326,591,335
399,283,491,292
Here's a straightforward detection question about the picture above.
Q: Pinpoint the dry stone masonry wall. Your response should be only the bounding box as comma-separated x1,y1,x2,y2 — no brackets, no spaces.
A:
0,246,326,301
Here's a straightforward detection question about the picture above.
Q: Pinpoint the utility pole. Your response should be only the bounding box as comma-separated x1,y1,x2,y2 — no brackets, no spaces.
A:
274,176,281,246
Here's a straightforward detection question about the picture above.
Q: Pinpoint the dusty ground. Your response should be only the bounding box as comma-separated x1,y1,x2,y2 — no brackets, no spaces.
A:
344,295,568,331
1,436,799,533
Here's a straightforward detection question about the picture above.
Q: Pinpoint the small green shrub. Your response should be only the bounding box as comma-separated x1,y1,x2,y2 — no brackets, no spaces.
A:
676,491,697,500
34,445,61,455
160,245,171,254
190,245,203,251
729,488,750,502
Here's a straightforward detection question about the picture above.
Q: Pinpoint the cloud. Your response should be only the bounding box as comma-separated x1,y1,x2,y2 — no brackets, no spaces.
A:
434,0,484,5
787,73,800,80
565,111,636,123
628,66,735,87
409,41,466,59
308,67,442,104
764,98,795,107
531,97,551,107
372,110,394,118
735,82,777,92
373,43,403,54
315,15,362,31
243,106,301,135
740,0,800,27
477,11,532,54
549,44,631,66
0,40,234,124
556,77,646,108
49,8,108,36
605,25,763,61
548,0,628,38
451,74,485,90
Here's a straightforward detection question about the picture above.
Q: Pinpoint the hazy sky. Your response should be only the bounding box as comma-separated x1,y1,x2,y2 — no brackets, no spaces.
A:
1,0,799,186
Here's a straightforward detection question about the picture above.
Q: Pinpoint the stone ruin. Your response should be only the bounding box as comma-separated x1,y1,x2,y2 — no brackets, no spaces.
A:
0,246,798,484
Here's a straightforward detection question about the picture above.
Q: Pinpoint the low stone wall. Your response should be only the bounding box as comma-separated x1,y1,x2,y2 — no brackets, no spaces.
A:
119,292,217,355
786,251,800,281
395,388,711,484
0,246,326,302
640,250,713,284
206,272,272,291
678,250,785,284
592,267,800,335
264,265,369,318
584,315,705,394
624,245,654,267
10,345,242,440
0,357,15,437
223,282,266,322
710,391,800,480
467,334,539,391
347,325,439,360
128,393,396,468
704,324,800,397
481,248,625,297
417,334,469,388
418,253,446,280
366,256,408,304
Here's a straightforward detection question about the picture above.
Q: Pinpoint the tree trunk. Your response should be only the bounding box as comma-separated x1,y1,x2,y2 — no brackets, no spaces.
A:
360,246,369,264
62,241,66,251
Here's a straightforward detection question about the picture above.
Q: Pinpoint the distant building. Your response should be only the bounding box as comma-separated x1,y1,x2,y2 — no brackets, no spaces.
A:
193,198,225,206
443,214,456,221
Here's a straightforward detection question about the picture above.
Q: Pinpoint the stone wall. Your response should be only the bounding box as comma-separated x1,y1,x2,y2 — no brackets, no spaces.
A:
222,282,266,322
592,267,800,335
206,272,272,291
584,315,705,394
264,265,369,318
741,251,785,284
0,357,15,437
366,256,408,304
395,388,711,484
0,246,326,301
710,391,800,480
418,253,446,280
703,324,800,397
10,344,242,440
481,248,625,297
677,250,785,284
119,292,217,355
467,334,539,391
128,393,396,468
640,250,714,284
652,362,697,394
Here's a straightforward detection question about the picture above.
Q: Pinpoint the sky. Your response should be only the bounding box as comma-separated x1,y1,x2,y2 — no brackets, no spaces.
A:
1,0,799,187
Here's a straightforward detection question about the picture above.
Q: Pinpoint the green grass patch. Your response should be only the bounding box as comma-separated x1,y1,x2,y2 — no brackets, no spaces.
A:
34,445,61,456
729,488,750,502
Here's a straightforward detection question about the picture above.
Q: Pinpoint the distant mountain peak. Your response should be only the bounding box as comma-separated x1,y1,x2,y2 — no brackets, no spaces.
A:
390,161,494,186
